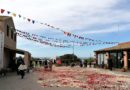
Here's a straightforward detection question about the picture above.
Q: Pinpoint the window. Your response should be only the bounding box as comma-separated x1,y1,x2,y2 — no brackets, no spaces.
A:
7,25,9,36
11,30,13,39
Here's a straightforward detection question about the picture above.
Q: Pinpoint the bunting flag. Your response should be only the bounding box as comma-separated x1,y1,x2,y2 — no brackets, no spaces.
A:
16,29,119,47
32,20,35,24
12,13,16,17
16,30,72,48
23,17,26,20
0,9,5,14
0,8,119,44
18,14,22,18
27,18,31,22
7,11,11,14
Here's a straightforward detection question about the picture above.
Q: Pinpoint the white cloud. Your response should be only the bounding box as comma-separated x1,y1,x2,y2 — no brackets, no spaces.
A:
17,37,50,49
1,0,130,57
0,0,123,32
80,24,130,34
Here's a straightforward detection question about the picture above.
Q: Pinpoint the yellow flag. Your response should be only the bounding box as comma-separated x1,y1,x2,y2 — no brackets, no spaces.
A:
12,13,16,17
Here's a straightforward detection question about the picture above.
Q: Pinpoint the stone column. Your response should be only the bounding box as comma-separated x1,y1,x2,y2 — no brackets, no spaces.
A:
123,51,128,70
24,52,31,67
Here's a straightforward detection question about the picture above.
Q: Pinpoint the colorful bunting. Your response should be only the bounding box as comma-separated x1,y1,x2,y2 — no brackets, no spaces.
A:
12,13,16,17
16,29,118,47
18,14,22,18
0,9,5,14
0,8,119,44
16,30,72,48
7,11,11,14
32,20,35,24
27,18,31,22
23,17,26,20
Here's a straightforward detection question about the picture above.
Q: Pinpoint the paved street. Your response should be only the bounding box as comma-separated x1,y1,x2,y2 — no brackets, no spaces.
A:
0,67,130,90
0,70,82,90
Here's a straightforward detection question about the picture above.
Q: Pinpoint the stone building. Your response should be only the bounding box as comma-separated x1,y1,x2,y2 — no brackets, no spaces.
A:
0,16,31,70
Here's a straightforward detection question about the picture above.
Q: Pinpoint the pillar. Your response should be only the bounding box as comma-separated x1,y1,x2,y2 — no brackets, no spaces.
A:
24,52,31,67
123,51,128,70
105,52,109,64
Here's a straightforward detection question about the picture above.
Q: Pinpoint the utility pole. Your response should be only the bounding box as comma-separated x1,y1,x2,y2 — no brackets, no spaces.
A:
72,41,74,62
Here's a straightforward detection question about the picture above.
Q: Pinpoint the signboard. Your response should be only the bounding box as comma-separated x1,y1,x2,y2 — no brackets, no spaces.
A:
0,31,4,69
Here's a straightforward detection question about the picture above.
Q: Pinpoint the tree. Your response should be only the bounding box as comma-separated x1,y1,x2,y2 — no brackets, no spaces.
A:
84,57,95,64
59,54,80,65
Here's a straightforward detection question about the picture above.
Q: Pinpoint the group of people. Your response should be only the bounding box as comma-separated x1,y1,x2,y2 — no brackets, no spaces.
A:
70,60,93,68
105,56,124,71
79,60,93,68
44,60,53,71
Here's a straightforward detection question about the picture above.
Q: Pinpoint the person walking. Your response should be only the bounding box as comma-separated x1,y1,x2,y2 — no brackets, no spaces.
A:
16,56,23,75
48,60,53,71
120,58,124,68
83,60,88,67
79,60,83,67
108,56,113,71
18,62,27,79
44,60,48,71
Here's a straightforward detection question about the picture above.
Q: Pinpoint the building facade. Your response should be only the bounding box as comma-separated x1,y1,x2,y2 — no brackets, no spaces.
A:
0,16,31,70
95,42,130,70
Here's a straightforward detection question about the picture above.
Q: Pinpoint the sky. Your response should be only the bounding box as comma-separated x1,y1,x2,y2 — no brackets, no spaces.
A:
0,0,130,58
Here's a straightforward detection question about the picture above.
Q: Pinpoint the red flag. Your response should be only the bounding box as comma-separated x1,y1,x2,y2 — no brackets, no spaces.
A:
1,9,5,14
64,32,68,35
56,59,62,65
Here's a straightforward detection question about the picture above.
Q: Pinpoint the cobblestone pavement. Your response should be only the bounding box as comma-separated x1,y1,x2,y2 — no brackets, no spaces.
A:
0,71,82,90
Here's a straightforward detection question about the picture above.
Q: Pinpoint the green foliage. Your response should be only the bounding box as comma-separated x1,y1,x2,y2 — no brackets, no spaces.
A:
59,54,80,65
84,57,94,63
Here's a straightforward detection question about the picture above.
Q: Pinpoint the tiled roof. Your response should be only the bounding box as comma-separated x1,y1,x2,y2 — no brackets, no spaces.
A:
95,42,130,52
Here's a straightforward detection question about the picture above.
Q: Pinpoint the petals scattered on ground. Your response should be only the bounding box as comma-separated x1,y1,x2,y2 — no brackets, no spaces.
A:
35,66,130,90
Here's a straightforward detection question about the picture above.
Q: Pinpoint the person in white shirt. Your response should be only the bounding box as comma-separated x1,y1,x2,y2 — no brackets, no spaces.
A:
18,62,27,79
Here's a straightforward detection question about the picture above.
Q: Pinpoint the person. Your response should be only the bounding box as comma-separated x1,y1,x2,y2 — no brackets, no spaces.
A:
44,60,48,70
101,61,104,68
107,56,113,71
48,60,53,71
16,56,24,75
93,59,97,68
89,62,92,68
83,60,88,67
71,63,75,67
120,58,124,68
79,60,83,67
18,62,27,79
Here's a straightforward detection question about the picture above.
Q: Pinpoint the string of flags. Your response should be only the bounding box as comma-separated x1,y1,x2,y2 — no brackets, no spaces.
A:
16,29,119,47
16,30,72,48
0,8,119,44
16,30,97,45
